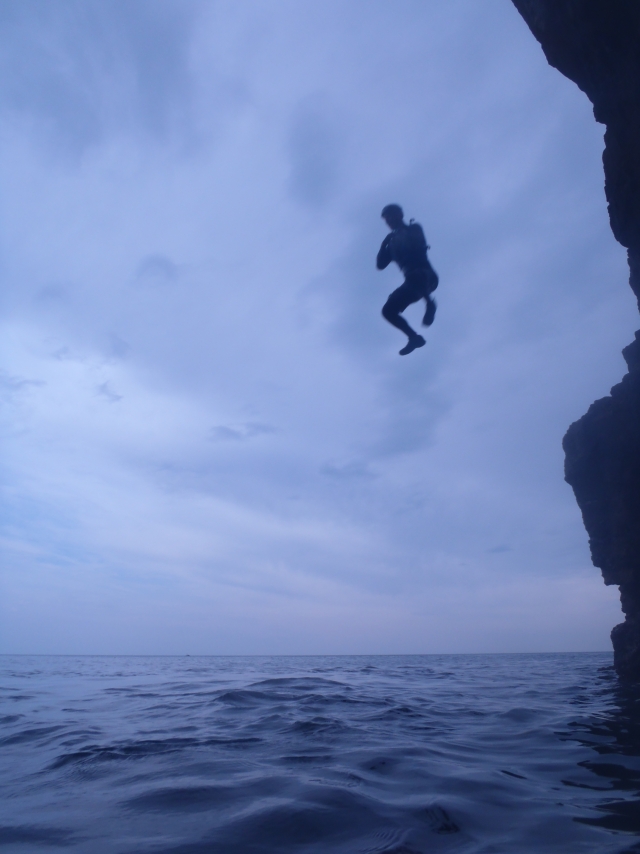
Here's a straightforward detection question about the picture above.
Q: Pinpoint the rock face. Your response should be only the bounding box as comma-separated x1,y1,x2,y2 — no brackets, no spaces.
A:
511,0,640,679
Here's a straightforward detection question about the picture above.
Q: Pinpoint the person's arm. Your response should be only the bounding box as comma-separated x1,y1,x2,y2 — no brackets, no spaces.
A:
376,234,393,269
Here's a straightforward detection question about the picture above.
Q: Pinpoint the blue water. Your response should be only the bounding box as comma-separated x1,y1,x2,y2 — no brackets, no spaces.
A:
1,654,639,853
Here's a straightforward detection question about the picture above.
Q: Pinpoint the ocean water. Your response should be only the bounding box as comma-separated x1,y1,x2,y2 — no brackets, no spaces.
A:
1,654,639,854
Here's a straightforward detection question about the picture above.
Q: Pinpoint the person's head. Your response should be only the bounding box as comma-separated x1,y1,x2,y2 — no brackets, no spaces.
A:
381,203,404,229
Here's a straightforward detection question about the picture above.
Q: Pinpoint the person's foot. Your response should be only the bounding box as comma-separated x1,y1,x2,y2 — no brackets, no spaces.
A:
399,334,426,356
422,297,437,327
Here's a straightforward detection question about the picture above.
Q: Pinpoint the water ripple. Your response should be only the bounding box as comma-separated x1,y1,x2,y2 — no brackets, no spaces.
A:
1,653,639,853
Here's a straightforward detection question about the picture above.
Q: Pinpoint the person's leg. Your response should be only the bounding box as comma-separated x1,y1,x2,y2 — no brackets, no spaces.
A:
398,335,425,355
382,299,418,338
402,267,437,328
382,283,421,335
422,295,437,327
382,284,425,354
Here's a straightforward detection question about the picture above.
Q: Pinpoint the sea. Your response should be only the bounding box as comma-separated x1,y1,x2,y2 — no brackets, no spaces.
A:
1,653,639,853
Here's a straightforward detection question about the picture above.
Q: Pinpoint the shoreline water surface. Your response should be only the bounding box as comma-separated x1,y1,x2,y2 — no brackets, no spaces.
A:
1,653,639,853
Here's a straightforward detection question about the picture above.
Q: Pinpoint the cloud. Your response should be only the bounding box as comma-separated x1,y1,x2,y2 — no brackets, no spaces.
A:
35,283,68,302
209,423,276,442
107,334,131,360
288,96,344,207
0,371,42,391
321,461,375,480
134,254,180,287
0,0,634,654
96,381,123,403
0,0,198,155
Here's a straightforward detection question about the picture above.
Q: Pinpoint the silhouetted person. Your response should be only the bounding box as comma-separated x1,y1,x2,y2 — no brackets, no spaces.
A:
377,204,438,355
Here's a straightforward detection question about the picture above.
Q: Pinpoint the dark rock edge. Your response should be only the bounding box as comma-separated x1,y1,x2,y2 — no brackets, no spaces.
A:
511,0,640,679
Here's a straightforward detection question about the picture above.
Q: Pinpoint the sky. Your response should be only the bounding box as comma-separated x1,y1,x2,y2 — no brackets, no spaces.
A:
1,0,637,655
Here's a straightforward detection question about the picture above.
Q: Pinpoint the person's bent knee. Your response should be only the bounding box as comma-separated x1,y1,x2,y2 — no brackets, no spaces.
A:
382,302,395,321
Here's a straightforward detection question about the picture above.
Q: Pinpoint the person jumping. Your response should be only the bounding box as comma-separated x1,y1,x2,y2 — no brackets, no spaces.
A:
376,204,439,355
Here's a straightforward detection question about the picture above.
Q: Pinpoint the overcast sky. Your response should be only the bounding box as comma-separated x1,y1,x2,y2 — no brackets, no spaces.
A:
1,0,637,655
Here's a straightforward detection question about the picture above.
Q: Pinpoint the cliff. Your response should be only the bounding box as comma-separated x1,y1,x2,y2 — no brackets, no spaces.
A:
511,0,640,679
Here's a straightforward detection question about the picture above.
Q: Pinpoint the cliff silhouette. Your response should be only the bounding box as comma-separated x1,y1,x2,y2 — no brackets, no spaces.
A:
511,1,640,679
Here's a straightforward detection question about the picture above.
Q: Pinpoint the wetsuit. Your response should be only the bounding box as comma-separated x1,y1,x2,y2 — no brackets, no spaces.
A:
377,222,439,328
